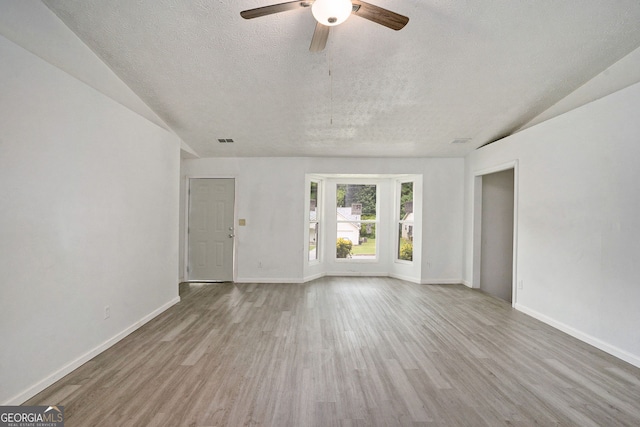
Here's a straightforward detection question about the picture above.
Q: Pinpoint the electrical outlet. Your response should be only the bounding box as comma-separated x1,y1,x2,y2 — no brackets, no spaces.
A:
104,306,110,319
517,280,523,290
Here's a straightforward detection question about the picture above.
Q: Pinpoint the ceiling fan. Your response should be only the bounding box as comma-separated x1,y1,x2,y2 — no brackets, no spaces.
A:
240,0,409,52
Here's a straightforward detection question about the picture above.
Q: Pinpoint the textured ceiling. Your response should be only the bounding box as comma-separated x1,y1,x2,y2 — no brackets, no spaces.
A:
43,0,640,158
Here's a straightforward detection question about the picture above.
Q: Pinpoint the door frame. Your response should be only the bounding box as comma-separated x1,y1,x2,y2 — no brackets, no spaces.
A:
472,160,519,306
183,175,238,282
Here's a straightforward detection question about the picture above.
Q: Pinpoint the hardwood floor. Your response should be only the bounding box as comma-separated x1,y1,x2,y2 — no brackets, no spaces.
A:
26,277,640,426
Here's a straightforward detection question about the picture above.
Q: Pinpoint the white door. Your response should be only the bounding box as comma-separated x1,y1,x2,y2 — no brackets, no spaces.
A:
187,178,235,281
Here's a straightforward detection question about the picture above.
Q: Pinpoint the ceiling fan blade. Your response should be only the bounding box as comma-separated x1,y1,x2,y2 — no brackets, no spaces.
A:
351,0,409,31
240,1,312,20
310,22,330,52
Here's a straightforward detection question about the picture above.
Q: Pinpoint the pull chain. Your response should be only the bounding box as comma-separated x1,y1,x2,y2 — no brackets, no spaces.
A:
330,68,333,125
329,49,333,125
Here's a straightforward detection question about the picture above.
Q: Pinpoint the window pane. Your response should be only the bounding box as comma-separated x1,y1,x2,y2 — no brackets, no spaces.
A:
309,181,320,262
309,181,318,221
309,222,318,261
337,223,376,259
336,236,352,258
400,182,413,219
352,223,376,259
398,223,413,261
398,182,414,262
337,184,376,220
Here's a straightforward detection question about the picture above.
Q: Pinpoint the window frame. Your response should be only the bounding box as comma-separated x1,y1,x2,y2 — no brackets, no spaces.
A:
308,178,322,264
395,179,415,264
335,182,380,262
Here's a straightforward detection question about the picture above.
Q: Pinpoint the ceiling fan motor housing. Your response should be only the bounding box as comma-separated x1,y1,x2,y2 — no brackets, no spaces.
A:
240,0,409,52
312,0,353,26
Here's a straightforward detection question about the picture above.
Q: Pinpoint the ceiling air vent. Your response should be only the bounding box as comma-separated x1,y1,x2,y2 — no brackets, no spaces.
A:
217,138,234,143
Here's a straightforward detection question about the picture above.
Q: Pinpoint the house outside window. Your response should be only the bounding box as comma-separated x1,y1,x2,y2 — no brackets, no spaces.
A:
397,181,414,261
336,184,377,259
309,180,320,261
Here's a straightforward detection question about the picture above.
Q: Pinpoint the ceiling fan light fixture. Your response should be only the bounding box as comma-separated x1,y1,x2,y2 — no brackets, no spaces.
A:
312,0,353,26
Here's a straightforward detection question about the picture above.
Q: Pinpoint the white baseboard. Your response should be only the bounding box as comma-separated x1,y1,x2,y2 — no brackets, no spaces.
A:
388,273,421,284
421,279,463,285
3,296,181,406
461,280,474,288
302,272,325,283
325,272,388,277
514,303,640,369
234,274,463,286
234,277,303,284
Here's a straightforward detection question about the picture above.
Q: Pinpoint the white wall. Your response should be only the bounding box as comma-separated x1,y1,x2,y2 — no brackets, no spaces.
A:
421,164,465,284
520,45,640,131
0,0,168,131
463,81,640,367
0,30,181,404
0,0,198,160
180,157,464,284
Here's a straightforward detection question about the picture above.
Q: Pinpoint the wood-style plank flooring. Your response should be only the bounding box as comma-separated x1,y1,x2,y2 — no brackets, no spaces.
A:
26,277,640,426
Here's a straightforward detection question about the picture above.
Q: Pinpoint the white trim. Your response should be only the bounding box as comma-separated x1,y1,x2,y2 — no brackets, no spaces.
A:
182,280,229,283
3,296,180,406
512,162,520,306
515,303,640,369
388,273,420,284
325,271,388,277
420,279,463,285
183,177,190,281
304,176,324,277
234,277,303,284
474,161,519,177
309,180,322,265
462,279,473,288
303,272,325,283
239,273,460,285
334,258,380,263
394,179,416,265
471,175,482,290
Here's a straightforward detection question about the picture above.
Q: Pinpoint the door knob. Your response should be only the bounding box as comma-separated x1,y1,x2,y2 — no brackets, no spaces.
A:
228,233,235,238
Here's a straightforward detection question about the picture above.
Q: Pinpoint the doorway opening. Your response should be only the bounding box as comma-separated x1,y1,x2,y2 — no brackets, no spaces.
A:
473,163,518,304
